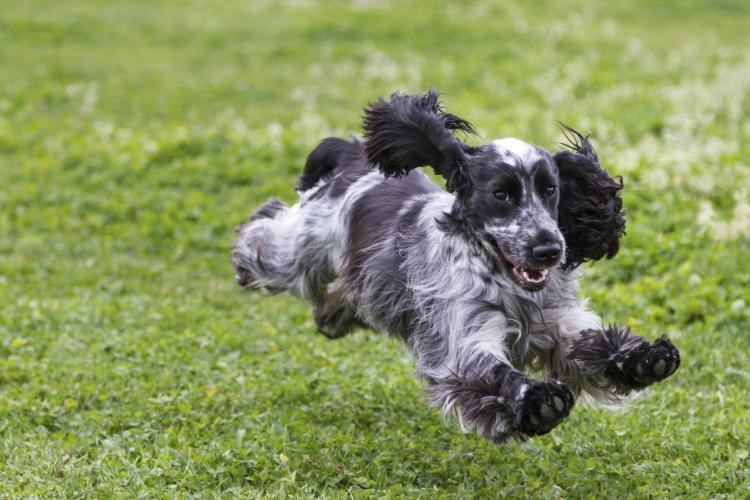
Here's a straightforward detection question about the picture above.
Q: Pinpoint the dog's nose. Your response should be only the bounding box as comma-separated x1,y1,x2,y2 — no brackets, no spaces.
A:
532,242,561,263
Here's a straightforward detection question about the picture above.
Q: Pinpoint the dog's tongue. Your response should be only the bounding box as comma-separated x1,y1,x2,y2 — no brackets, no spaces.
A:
513,264,548,284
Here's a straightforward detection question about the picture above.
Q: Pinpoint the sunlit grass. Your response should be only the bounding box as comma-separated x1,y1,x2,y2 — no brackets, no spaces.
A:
1,0,749,496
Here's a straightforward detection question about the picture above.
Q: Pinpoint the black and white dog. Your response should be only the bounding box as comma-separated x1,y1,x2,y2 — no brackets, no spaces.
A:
233,90,680,443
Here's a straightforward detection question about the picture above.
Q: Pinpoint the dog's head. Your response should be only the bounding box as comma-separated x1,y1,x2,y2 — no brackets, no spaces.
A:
363,90,625,291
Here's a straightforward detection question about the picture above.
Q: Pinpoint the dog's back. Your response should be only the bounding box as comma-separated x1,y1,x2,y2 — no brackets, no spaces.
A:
233,135,440,337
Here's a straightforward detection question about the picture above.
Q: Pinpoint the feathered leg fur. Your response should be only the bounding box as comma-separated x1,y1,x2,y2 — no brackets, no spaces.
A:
567,326,680,394
435,361,575,443
536,306,680,401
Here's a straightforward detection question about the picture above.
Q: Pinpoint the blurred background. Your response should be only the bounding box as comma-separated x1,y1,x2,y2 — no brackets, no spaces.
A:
1,0,748,496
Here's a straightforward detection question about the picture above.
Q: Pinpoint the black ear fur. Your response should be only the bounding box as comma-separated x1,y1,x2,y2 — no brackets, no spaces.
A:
362,89,476,193
554,125,625,270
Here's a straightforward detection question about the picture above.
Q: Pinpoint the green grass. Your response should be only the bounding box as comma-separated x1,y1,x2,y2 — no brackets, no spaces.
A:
1,0,749,496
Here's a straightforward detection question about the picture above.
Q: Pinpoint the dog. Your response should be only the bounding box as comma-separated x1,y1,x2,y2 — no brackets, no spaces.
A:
232,90,680,443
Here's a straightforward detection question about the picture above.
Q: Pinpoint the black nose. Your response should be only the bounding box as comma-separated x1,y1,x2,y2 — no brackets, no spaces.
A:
532,242,562,263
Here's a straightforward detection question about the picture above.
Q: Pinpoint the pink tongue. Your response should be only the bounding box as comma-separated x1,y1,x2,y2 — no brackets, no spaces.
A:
513,264,545,280
526,269,542,279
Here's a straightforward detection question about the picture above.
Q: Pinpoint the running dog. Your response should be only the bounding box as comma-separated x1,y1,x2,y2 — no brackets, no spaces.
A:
232,90,680,443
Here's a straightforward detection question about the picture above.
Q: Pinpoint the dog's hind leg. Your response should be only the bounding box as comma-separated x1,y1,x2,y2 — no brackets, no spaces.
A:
314,303,364,339
312,279,366,339
232,197,296,292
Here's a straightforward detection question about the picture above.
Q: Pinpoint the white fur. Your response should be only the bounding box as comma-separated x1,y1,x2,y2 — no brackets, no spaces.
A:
492,137,542,168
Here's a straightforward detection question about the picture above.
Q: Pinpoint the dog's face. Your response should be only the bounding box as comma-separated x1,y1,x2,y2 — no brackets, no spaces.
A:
462,139,565,290
363,90,625,290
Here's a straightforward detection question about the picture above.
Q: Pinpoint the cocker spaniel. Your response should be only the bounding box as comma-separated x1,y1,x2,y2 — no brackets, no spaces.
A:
233,90,680,443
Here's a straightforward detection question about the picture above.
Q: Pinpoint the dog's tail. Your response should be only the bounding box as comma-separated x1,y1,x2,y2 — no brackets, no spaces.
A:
297,137,364,191
232,197,294,291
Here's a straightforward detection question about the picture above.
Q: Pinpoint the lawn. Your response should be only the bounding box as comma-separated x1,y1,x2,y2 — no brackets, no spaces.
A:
1,0,749,496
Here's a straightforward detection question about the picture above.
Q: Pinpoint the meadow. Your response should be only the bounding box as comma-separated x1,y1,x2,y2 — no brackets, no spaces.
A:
1,0,749,496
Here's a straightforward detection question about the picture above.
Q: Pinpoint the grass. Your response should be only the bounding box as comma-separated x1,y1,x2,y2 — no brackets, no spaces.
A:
1,0,749,496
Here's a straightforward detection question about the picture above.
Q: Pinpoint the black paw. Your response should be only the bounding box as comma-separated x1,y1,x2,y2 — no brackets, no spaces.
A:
610,336,680,389
515,380,575,436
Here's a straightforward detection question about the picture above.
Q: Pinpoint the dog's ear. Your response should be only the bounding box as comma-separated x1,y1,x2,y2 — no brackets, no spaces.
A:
554,125,626,270
362,89,476,193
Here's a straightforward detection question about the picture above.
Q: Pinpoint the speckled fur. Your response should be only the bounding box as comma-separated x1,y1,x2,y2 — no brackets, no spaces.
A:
232,90,680,443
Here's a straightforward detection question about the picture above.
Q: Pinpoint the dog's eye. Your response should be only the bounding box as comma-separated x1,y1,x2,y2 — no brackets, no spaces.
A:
544,185,557,196
493,190,509,201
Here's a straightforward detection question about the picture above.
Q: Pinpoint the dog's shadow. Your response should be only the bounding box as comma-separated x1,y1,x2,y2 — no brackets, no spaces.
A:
261,367,670,492
263,370,560,490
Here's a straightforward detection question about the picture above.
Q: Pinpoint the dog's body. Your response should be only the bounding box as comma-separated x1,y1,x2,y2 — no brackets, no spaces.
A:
233,91,680,443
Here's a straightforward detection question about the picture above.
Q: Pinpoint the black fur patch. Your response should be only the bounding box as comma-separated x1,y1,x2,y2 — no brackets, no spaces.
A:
554,125,625,270
298,137,365,192
362,89,476,193
342,174,437,338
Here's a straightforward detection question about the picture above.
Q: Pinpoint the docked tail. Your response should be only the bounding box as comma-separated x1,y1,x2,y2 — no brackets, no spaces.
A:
297,137,364,191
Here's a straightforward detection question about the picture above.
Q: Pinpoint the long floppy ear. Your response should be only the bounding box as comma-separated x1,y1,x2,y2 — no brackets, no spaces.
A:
362,89,476,193
554,125,626,270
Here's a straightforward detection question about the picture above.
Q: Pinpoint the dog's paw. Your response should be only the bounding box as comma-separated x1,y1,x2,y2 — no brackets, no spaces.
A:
515,380,575,436
617,336,680,388
605,336,680,390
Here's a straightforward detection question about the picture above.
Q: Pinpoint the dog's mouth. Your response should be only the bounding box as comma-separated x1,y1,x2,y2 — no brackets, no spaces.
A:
485,238,551,291
510,263,549,290
496,252,550,291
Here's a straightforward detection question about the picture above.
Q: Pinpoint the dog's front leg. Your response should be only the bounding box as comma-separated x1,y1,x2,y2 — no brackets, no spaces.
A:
432,361,575,443
415,309,576,443
568,325,680,394
543,306,680,399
